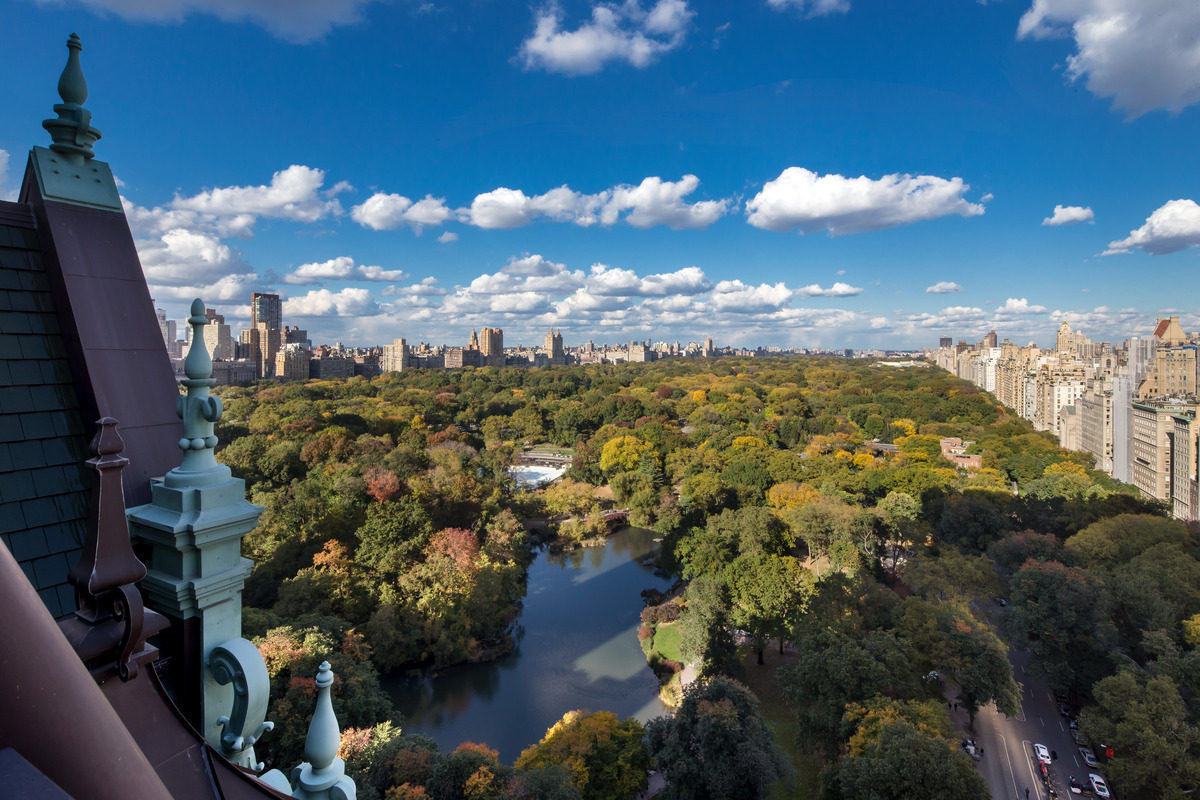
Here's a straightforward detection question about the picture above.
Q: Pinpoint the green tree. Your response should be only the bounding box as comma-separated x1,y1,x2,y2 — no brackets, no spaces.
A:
727,553,814,662
898,598,1020,726
1007,560,1116,694
1066,513,1193,568
1082,669,1200,799
647,677,788,800
779,629,920,754
355,496,435,577
825,720,988,800
678,574,734,672
514,710,649,800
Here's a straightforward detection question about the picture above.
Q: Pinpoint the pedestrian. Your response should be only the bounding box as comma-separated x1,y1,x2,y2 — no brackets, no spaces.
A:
947,701,952,710
954,701,959,710
1026,788,1030,799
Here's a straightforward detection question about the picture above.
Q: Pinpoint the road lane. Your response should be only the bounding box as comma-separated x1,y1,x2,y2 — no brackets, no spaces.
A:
969,643,1102,799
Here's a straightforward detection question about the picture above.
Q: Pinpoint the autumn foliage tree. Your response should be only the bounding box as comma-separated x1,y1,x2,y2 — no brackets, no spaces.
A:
514,710,649,800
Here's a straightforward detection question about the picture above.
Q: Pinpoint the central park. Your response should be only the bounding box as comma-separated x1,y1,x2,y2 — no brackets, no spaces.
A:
214,356,1198,800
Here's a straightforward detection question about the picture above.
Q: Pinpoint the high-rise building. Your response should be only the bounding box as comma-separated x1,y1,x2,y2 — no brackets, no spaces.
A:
445,346,481,368
256,322,281,379
155,305,178,356
479,326,504,367
982,330,997,349
939,336,953,349
1079,388,1114,473
381,338,410,372
251,292,281,331
274,343,310,381
283,325,309,349
544,329,565,366
1153,315,1188,346
1131,400,1200,502
239,326,261,376
1171,412,1200,522
202,318,234,361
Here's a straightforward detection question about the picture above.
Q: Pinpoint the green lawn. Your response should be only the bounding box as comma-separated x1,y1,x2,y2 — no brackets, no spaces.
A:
651,622,683,662
737,647,822,800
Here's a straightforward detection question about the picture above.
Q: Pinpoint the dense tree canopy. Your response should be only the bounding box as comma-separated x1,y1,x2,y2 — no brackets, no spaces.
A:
213,355,1173,798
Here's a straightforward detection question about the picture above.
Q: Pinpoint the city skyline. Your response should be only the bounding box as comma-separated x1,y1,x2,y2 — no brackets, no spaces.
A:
5,1,1200,347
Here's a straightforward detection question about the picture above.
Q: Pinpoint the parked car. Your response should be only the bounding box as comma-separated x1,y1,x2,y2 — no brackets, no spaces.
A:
1034,743,1052,765
1090,773,1110,798
1067,776,1083,795
1079,747,1098,767
1071,730,1088,746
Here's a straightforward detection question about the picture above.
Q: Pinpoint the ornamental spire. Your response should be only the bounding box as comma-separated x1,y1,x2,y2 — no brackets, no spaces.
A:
164,298,232,489
289,661,356,799
42,33,102,163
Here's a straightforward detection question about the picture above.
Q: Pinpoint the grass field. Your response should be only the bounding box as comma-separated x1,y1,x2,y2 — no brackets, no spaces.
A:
737,647,822,800
651,622,683,662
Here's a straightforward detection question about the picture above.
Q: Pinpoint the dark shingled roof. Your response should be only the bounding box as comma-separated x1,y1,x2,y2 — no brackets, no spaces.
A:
0,201,92,619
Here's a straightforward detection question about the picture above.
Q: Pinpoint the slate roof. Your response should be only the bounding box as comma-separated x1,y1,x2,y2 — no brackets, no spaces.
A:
0,201,92,619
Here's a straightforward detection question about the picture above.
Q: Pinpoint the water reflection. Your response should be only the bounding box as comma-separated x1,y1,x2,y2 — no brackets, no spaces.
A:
385,527,672,763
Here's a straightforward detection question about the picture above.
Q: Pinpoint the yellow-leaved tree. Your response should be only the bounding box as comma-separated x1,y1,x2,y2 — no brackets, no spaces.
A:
515,709,649,800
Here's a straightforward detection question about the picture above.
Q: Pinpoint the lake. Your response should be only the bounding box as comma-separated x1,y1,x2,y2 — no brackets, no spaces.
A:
386,526,674,763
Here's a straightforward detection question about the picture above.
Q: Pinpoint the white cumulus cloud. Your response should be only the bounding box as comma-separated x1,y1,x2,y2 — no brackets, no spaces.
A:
283,287,379,317
170,164,343,226
1042,204,1094,226
1017,0,1200,117
997,297,1048,314
284,256,408,284
710,280,793,312
603,175,729,229
926,281,963,294
519,0,694,76
137,227,247,287
746,167,985,235
795,281,863,297
1104,198,1200,255
466,175,727,230
351,192,453,233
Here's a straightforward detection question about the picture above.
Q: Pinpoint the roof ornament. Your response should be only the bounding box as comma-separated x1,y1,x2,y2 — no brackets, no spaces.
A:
165,298,232,489
288,661,356,799
42,33,101,163
64,418,151,681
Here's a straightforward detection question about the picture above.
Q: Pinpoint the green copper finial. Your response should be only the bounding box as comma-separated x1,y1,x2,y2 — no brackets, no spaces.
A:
42,32,101,163
290,660,356,798
59,34,87,105
164,298,230,489
185,298,213,381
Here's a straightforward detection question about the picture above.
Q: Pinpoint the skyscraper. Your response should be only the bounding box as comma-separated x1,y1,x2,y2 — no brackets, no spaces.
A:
479,327,504,367
544,329,565,366
251,292,281,331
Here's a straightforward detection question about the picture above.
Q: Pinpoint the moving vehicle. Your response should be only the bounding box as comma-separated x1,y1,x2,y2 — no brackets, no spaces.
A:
1090,773,1110,798
1034,743,1052,765
1067,776,1082,794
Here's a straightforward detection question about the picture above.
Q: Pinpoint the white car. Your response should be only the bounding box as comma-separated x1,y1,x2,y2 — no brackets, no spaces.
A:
1034,743,1052,765
1079,747,1098,767
1090,773,1110,798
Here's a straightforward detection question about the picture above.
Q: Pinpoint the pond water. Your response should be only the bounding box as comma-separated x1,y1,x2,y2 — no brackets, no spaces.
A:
386,527,674,763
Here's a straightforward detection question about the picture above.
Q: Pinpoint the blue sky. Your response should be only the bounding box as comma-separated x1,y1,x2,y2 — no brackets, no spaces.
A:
4,0,1200,349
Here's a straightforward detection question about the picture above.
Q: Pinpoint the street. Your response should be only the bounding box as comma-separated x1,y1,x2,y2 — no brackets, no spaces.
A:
967,646,1100,800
